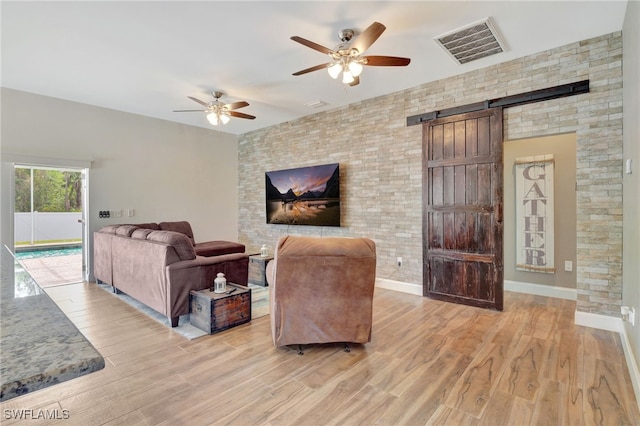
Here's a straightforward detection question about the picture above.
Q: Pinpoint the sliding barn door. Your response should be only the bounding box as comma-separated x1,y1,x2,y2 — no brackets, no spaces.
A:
423,108,504,310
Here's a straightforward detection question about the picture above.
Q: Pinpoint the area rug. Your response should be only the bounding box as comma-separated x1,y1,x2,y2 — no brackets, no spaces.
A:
97,283,269,340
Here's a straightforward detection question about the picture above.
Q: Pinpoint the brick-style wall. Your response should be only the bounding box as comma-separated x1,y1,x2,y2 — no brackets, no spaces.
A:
238,32,623,316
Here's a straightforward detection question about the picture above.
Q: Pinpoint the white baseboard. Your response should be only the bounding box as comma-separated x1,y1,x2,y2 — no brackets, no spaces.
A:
376,279,577,300
574,310,624,332
620,325,640,413
375,278,422,296
504,280,577,300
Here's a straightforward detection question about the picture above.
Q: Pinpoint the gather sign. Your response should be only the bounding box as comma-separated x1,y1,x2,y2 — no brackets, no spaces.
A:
515,155,555,274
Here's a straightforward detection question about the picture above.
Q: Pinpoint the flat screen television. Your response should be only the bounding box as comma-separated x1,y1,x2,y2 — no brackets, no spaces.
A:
265,163,340,226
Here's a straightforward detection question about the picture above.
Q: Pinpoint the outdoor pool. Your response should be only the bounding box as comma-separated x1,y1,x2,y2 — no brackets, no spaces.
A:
15,246,82,260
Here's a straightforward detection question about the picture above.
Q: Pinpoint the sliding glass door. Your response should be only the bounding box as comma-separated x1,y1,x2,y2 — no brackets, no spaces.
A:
13,165,88,286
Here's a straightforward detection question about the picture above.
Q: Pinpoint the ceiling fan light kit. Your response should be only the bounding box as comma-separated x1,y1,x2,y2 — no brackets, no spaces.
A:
207,111,230,126
327,57,365,84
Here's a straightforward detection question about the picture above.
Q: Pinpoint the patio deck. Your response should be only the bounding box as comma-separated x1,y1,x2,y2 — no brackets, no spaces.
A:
18,254,83,287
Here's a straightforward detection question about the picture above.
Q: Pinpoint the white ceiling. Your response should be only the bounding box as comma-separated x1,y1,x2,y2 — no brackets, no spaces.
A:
1,1,629,136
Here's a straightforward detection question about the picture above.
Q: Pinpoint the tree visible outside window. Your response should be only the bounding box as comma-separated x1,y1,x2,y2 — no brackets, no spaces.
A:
14,167,83,246
15,168,82,213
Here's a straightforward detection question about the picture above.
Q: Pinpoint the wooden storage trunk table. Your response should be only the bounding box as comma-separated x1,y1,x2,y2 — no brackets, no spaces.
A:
189,284,251,334
248,254,274,287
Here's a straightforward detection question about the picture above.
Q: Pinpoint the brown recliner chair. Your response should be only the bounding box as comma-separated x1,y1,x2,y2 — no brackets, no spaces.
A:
267,236,377,351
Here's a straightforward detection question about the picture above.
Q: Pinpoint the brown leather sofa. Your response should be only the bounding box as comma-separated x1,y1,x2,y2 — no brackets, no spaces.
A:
93,222,248,327
266,236,377,348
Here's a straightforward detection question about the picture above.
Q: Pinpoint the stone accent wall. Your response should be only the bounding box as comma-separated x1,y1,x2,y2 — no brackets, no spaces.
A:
238,32,623,316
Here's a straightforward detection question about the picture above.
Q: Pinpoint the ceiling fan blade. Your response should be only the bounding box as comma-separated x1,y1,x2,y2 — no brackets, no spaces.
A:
228,111,256,120
351,22,386,54
349,76,360,87
290,36,334,55
363,55,411,66
292,63,331,76
225,101,249,111
187,96,208,106
173,109,205,112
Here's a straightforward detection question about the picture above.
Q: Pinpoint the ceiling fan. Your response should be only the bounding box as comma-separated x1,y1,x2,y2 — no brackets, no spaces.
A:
291,21,411,86
173,91,255,126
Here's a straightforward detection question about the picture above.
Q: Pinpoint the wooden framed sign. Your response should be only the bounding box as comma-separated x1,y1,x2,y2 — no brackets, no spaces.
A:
515,155,555,273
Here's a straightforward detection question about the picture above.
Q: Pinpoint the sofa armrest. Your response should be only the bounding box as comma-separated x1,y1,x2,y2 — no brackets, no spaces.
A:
194,241,245,257
165,253,249,318
168,252,249,287
166,252,248,270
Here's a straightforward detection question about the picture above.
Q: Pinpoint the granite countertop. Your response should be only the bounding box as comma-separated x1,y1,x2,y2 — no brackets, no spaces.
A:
0,246,105,401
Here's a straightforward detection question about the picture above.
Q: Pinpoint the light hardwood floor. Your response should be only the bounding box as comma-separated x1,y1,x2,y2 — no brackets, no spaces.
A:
2,283,638,425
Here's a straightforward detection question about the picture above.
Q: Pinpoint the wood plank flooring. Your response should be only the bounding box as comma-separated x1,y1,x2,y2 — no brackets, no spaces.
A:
1,283,638,425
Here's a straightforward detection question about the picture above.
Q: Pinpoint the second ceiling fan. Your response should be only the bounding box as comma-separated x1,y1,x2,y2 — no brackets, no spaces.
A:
173,91,255,126
291,21,411,86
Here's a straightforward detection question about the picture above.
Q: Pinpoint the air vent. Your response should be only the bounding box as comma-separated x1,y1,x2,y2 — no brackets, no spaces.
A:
304,100,328,109
434,18,506,65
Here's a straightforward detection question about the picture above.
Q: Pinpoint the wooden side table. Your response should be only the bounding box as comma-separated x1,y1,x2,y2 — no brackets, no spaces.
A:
248,254,274,287
189,284,251,334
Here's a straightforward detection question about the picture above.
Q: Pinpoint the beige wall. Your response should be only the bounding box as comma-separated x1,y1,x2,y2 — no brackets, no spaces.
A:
0,88,240,279
504,134,577,289
622,0,640,386
238,32,624,317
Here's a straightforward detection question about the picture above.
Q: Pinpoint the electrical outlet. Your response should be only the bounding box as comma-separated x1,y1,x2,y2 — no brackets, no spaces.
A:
397,257,403,267
621,306,636,326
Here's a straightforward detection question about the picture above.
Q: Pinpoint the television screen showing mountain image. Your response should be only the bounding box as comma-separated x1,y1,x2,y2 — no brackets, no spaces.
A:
265,163,340,226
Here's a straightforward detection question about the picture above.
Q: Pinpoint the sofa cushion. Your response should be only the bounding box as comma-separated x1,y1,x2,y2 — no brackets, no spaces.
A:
98,225,120,234
147,230,196,261
159,221,195,245
115,225,139,237
131,228,154,240
195,241,245,257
